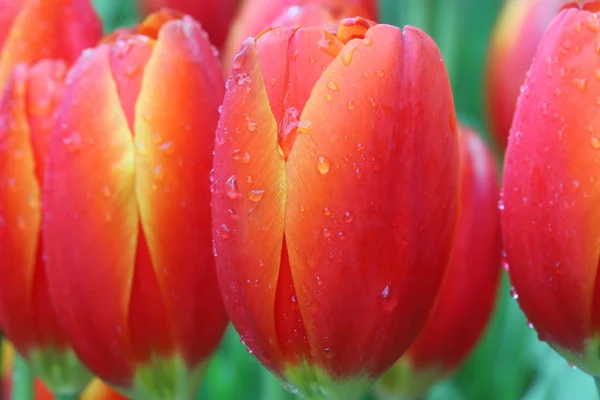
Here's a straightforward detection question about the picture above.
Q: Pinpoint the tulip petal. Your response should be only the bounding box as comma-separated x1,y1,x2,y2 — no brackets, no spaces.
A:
503,7,600,350
212,39,287,372
43,46,137,385
407,127,501,372
0,0,102,89
0,66,39,353
285,24,459,377
134,16,228,367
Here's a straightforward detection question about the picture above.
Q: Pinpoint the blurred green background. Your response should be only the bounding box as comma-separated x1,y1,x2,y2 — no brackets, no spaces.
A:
88,0,597,399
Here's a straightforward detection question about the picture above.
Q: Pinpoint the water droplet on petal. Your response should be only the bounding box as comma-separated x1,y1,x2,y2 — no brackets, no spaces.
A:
248,189,265,202
316,156,330,174
226,176,241,199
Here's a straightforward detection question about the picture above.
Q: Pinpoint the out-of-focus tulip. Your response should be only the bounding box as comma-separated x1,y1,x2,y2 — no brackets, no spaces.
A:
502,1,600,376
0,59,94,395
2,340,129,400
486,0,570,152
0,0,23,51
212,17,460,399
0,0,102,90
373,126,502,399
42,10,228,399
222,0,378,72
139,0,238,49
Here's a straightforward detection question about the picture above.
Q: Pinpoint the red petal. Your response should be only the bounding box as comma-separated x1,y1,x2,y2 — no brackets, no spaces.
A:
503,7,600,350
134,16,228,367
285,24,459,377
407,126,501,372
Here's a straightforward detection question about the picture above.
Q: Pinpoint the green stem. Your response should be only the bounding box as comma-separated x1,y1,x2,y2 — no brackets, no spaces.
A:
595,376,600,399
11,354,34,400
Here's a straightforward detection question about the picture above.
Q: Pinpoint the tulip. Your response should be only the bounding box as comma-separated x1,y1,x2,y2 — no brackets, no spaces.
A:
138,0,238,50
502,1,600,379
42,10,228,399
0,0,102,90
0,57,97,397
373,126,502,400
486,0,569,151
222,0,378,72
212,17,460,399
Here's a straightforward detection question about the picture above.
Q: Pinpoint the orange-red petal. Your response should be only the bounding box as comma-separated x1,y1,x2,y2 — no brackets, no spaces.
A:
0,66,39,354
285,24,459,376
212,39,287,373
134,16,228,367
43,46,137,386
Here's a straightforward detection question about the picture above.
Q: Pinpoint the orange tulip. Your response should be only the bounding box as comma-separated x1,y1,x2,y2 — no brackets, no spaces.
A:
0,1,101,395
138,0,238,49
41,11,228,398
222,0,378,72
373,126,501,399
0,0,102,90
486,0,569,151
212,17,460,399
502,1,600,376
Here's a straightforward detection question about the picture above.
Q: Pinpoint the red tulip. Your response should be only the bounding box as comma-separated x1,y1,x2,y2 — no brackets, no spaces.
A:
486,0,569,151
41,11,228,397
0,0,102,90
212,17,460,398
139,0,238,49
222,0,378,73
0,32,100,400
374,126,502,399
502,1,600,375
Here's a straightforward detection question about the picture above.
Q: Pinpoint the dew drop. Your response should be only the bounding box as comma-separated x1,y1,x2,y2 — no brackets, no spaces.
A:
327,81,339,91
308,56,316,64
375,70,385,77
591,137,600,149
225,175,241,199
63,132,83,152
347,101,355,110
321,228,332,238
343,211,354,223
326,92,332,101
572,78,588,92
247,121,257,132
323,206,331,216
248,189,265,202
316,156,330,174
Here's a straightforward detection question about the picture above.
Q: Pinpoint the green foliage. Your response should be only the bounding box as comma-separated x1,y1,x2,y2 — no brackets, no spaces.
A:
87,0,599,398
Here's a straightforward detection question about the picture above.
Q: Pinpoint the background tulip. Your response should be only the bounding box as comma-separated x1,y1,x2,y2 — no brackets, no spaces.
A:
212,16,460,399
373,125,501,400
222,0,378,72
502,1,600,379
42,10,228,399
0,59,95,396
0,0,102,90
138,0,238,49
485,0,568,152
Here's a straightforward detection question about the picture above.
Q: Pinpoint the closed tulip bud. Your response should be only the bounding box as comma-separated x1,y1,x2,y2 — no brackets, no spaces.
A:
222,0,377,73
0,0,102,90
138,0,238,49
502,1,600,376
212,17,460,399
0,59,93,396
486,0,571,152
373,126,502,400
42,11,228,398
